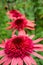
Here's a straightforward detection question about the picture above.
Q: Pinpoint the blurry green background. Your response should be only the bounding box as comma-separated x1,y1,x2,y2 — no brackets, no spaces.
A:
0,0,43,65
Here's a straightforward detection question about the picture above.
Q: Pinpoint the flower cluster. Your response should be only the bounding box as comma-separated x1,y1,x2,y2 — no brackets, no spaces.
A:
0,10,43,65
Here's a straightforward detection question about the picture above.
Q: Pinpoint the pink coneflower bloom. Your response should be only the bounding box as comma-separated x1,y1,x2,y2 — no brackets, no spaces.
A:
0,34,43,65
7,10,25,20
6,17,36,31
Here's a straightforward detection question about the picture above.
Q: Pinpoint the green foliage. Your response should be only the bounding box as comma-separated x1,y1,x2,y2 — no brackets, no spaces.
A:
0,0,43,65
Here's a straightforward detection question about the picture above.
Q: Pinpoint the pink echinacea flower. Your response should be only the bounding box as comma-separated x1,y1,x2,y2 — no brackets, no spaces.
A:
6,17,36,31
0,33,43,65
7,10,25,20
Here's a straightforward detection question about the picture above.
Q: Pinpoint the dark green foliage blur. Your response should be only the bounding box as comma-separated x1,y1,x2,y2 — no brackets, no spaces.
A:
0,0,43,65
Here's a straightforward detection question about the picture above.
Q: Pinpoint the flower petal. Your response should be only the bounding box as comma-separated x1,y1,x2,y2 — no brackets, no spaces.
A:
0,50,5,56
34,44,43,48
12,29,16,36
18,30,26,36
17,58,23,65
2,40,5,44
32,52,43,59
3,58,11,65
0,56,8,64
34,48,43,51
29,35,35,39
0,44,5,48
26,20,36,27
11,58,17,65
26,27,35,30
6,25,13,30
23,56,32,65
29,56,37,65
33,38,43,43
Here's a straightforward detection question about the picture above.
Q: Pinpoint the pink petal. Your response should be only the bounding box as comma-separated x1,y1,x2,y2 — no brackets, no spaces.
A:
0,50,5,56
32,52,43,59
26,27,35,30
18,30,26,36
34,44,43,48
29,35,35,39
34,48,43,51
0,56,8,64
3,58,11,65
6,26,13,30
33,38,43,43
26,20,36,27
6,11,14,19
5,38,8,43
17,58,23,65
11,58,17,65
29,56,37,65
0,44,5,48
2,40,5,44
23,56,32,65
7,22,12,25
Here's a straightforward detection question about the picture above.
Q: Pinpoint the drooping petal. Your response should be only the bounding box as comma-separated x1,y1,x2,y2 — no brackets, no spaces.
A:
11,58,17,65
23,56,32,65
26,27,35,30
17,58,23,65
34,44,43,48
23,58,28,65
33,38,43,43
0,50,5,56
29,35,35,39
3,58,11,65
7,22,12,25
34,48,43,51
26,20,36,27
2,40,5,44
5,38,8,43
0,44,5,48
29,56,37,65
32,52,43,59
0,56,8,64
6,25,13,30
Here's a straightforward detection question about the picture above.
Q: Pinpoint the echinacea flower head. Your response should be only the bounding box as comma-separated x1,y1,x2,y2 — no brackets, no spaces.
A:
6,17,36,31
0,33,43,65
7,10,25,19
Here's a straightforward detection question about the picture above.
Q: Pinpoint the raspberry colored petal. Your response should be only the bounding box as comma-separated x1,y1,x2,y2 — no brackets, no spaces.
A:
23,56,32,65
0,50,5,56
7,22,12,25
3,58,11,65
6,26,13,30
11,58,17,65
34,44,43,47
32,52,43,59
33,38,43,43
6,11,14,19
26,20,36,27
26,27,35,30
2,40,5,44
34,44,43,48
29,56,37,65
5,38,8,43
34,48,43,51
0,56,7,64
17,58,23,65
29,35,35,39
0,44,5,48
